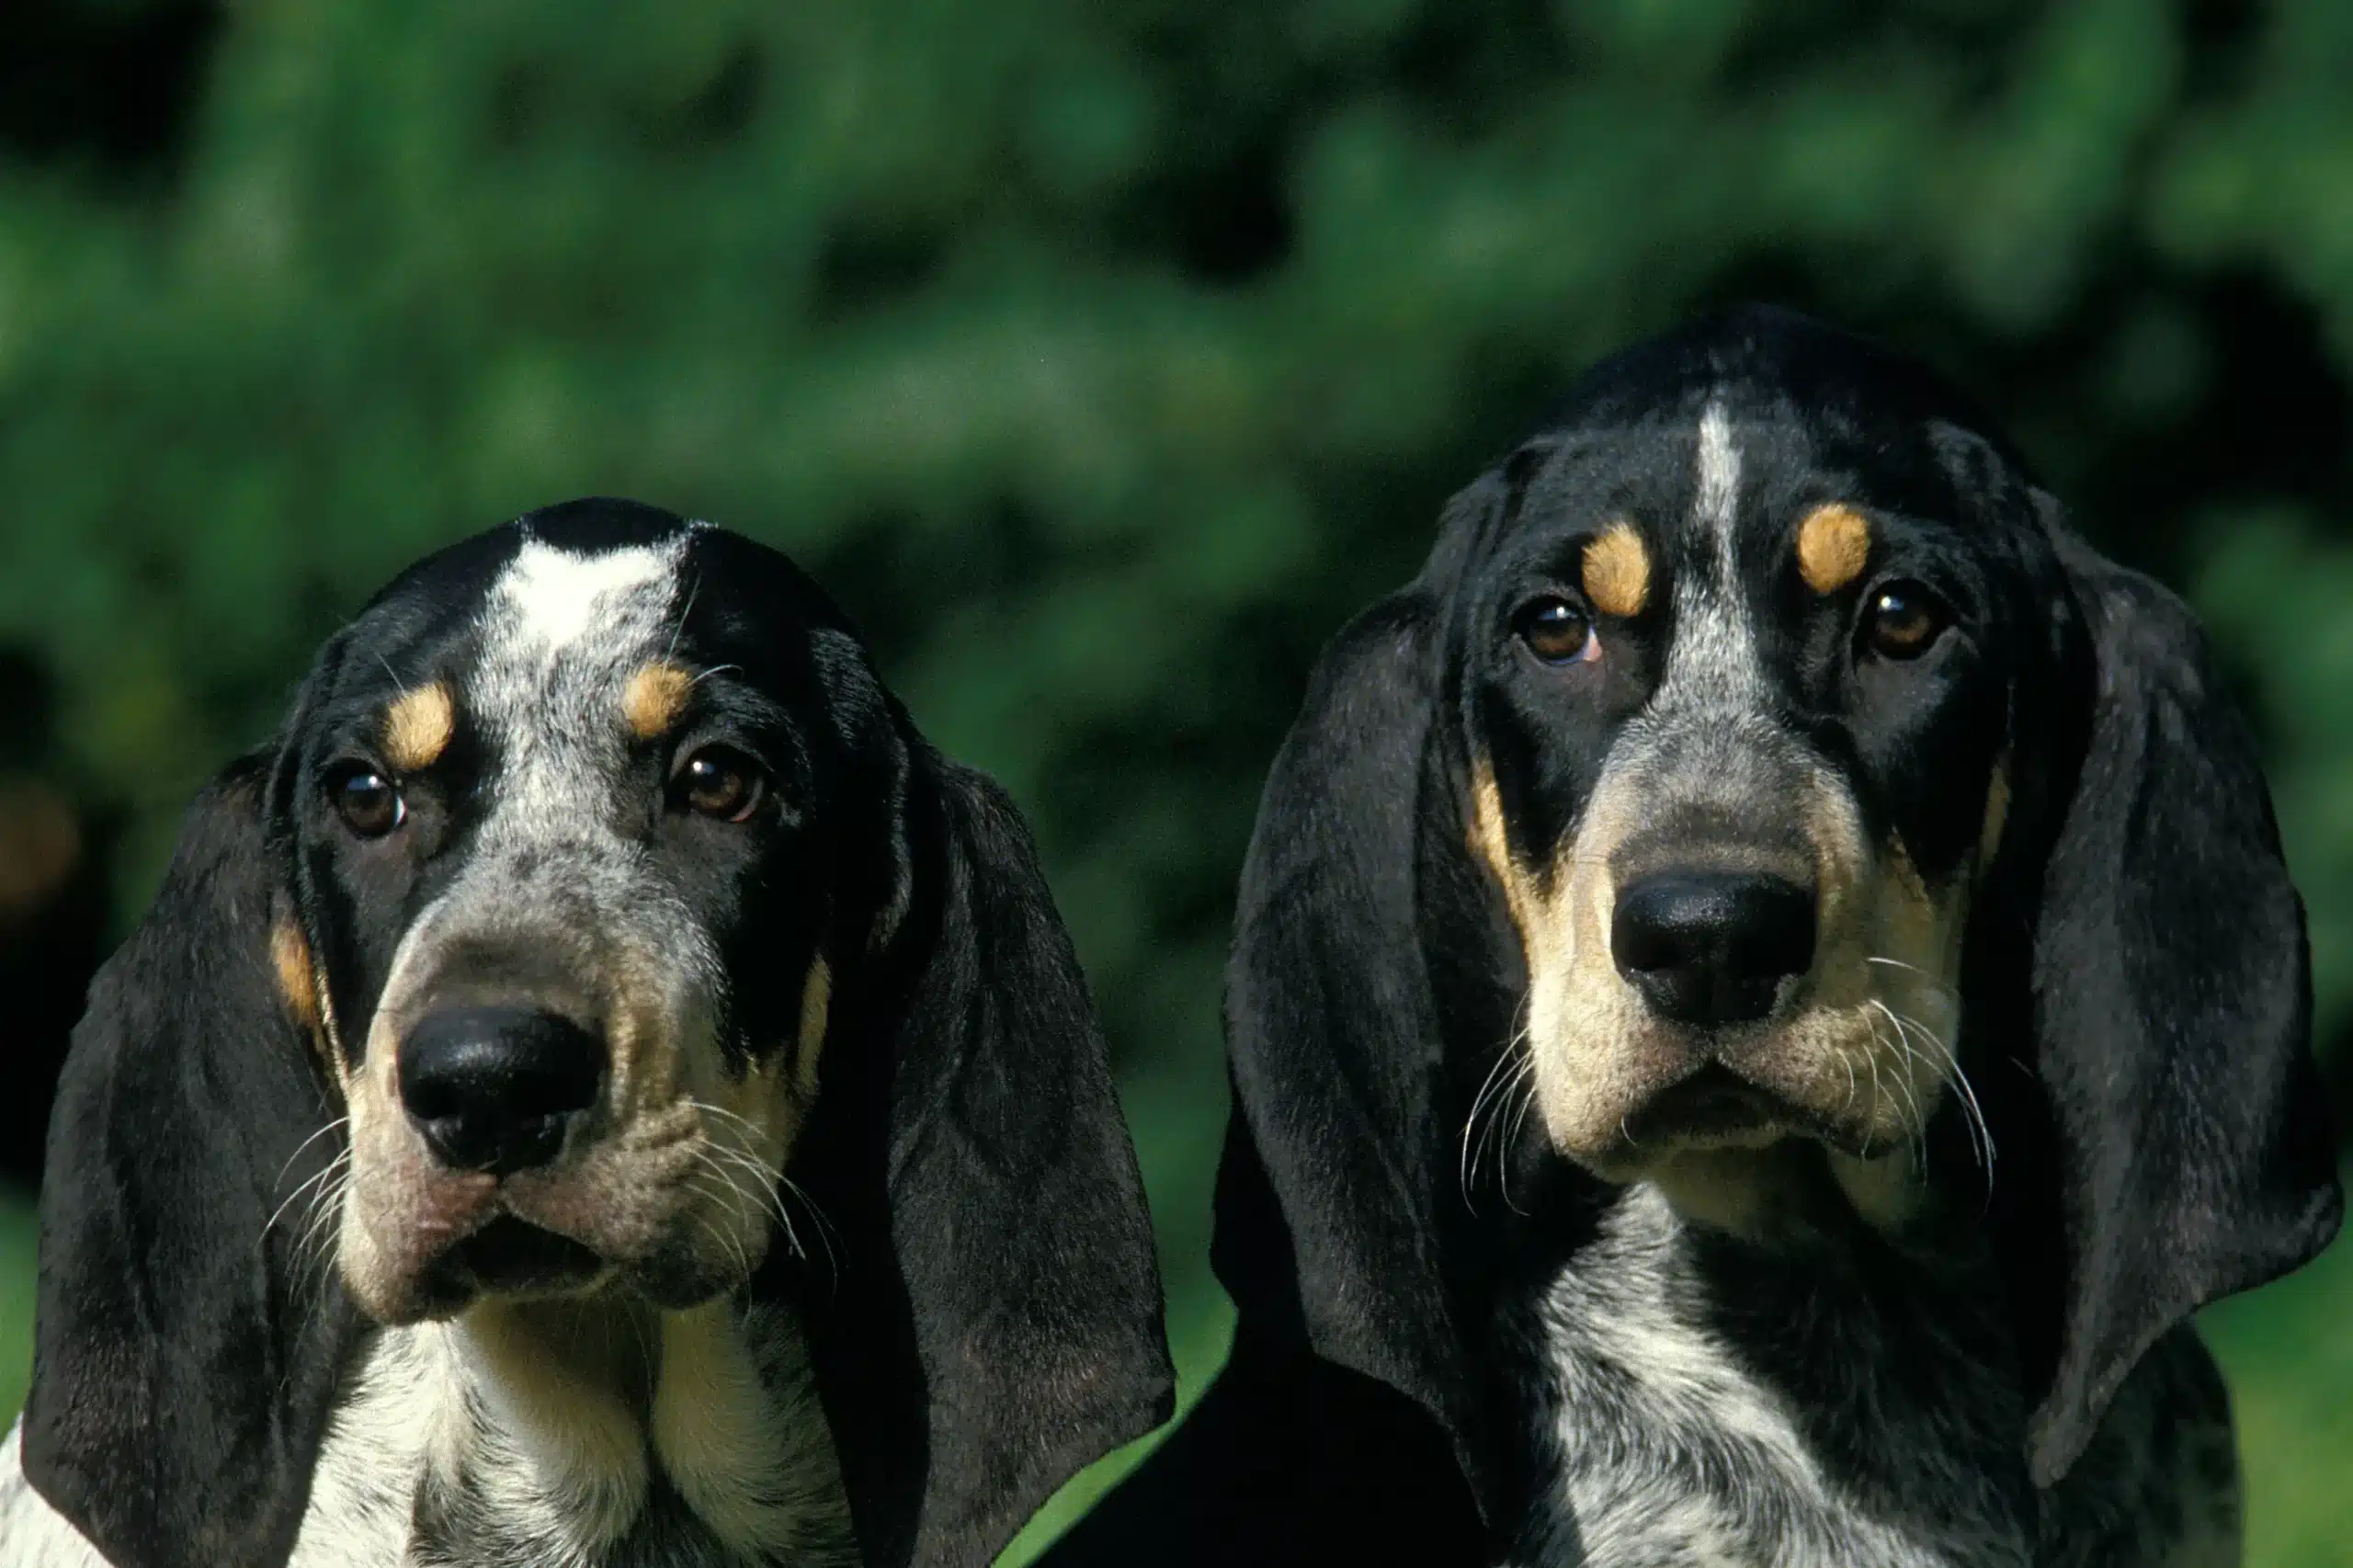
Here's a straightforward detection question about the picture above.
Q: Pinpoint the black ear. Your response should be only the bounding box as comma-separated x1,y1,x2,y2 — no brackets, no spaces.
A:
2024,528,2342,1483
800,744,1173,1568
1211,586,1510,1517
20,756,356,1568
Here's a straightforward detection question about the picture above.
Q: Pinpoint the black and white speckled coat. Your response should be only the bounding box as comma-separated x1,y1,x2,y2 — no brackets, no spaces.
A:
0,502,1172,1568
1047,309,2338,1568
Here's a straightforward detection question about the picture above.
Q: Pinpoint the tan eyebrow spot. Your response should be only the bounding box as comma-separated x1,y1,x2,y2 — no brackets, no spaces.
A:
1581,522,1650,619
383,682,455,771
271,916,319,1030
623,661,695,740
1796,503,1872,595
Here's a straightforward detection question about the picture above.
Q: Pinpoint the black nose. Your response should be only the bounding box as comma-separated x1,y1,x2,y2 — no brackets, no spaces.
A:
398,1006,604,1176
1610,871,1816,1026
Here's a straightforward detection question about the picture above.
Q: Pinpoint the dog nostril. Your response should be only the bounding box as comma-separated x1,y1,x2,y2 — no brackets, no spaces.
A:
1610,872,1817,1026
397,1006,605,1176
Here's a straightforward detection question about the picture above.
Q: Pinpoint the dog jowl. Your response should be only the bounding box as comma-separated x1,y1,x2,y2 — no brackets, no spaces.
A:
8,499,1171,1568
1457,378,2042,1230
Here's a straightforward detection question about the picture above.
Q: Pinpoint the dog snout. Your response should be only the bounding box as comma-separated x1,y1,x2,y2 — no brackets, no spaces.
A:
398,1006,605,1176
1610,871,1815,1025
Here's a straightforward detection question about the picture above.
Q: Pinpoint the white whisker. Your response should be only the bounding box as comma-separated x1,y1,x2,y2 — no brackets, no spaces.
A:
1460,994,1535,1209
686,1098,839,1278
1886,1002,1996,1199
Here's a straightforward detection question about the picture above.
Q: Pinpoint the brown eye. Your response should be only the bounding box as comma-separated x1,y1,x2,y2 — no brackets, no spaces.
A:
330,765,404,837
1517,597,1599,665
1863,582,1949,660
676,746,766,823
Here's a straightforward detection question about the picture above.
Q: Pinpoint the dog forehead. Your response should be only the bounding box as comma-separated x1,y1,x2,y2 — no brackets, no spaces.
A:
1501,392,1979,597
456,536,691,792
474,534,687,685
489,535,682,652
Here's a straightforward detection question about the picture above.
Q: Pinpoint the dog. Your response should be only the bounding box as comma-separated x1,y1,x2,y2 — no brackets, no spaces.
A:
0,499,1173,1568
1047,309,2341,1566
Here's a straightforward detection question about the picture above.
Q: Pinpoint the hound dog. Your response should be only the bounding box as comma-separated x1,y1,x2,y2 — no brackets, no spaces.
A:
1048,309,2341,1567
0,499,1174,1568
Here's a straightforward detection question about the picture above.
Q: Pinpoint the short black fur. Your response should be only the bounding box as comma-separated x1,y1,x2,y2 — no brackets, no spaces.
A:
17,498,1173,1568
1050,310,2340,1566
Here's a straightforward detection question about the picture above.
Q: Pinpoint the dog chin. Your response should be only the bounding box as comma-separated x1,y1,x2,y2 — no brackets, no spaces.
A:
353,1213,757,1324
1554,1062,1893,1185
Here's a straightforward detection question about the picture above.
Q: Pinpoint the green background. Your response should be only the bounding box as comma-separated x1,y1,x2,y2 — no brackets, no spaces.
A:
1,0,2349,1561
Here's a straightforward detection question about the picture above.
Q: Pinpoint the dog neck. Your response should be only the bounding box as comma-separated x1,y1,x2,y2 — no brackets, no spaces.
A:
1499,1145,2235,1568
1505,1176,2033,1568
1638,1137,1940,1243
290,1293,856,1567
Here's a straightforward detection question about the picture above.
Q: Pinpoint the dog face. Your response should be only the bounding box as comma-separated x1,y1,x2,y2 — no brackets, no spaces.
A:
272,513,868,1320
25,497,1174,1568
1210,310,2336,1513
1460,385,2027,1191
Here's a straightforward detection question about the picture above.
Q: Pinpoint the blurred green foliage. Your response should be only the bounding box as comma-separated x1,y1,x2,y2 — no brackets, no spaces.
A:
1,0,2350,1562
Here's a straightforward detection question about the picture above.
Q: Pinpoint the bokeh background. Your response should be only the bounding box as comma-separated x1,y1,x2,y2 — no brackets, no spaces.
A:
1,0,2349,1560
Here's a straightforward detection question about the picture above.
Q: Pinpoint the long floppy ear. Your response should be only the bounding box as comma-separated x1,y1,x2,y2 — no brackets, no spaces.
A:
799,744,1173,1568
20,755,356,1568
1211,588,1508,1514
2024,528,2342,1483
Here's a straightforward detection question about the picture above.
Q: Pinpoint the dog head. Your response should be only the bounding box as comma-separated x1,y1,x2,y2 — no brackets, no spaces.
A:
279,510,870,1320
1214,308,2339,1514
1449,337,2024,1203
22,499,1172,1568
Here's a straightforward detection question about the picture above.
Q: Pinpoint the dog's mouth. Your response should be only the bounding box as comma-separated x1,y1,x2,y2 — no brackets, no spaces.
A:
346,1099,774,1323
1621,1062,1791,1150
422,1213,607,1306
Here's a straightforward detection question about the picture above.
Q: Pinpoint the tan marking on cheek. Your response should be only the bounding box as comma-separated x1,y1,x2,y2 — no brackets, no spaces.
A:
1796,503,1872,595
1869,835,1950,986
622,661,695,740
271,914,349,1082
272,917,319,1029
1472,753,1668,1168
794,957,831,1106
1467,759,1540,935
1581,521,1651,619
1813,832,1970,1161
1979,759,2010,869
382,682,456,771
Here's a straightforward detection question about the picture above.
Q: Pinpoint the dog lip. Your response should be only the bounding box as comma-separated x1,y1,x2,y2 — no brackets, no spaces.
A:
1623,1062,1788,1147
424,1212,606,1301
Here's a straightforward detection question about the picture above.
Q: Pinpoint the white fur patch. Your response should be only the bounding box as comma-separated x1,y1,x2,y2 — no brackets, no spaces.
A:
285,1303,852,1565
0,1423,111,1567
1652,400,1765,716
496,539,679,661
1525,1188,2000,1568
1696,401,1741,543
470,533,687,831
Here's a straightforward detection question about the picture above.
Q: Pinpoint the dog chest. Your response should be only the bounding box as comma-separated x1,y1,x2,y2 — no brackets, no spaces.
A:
290,1301,855,1568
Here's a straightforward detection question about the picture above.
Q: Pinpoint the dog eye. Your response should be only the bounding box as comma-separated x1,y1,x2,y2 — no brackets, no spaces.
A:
1863,582,1949,660
329,765,405,838
1517,597,1600,665
676,746,767,823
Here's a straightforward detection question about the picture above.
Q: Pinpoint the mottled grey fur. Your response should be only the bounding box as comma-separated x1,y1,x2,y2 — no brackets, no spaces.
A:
1502,1181,2237,1568
3,1298,855,1567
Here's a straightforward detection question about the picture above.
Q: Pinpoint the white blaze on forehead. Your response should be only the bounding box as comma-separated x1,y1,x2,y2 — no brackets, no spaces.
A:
1696,401,1741,542
495,539,681,658
1652,399,1763,713
368,528,721,1109
471,534,689,841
